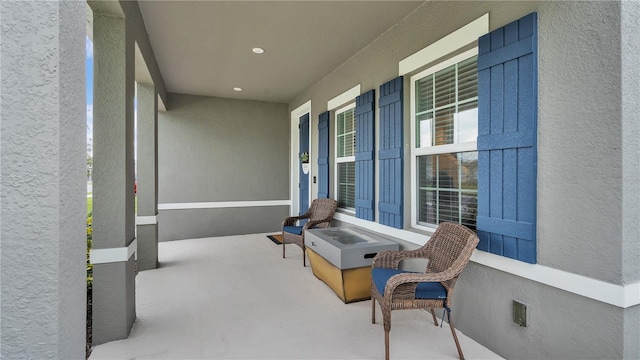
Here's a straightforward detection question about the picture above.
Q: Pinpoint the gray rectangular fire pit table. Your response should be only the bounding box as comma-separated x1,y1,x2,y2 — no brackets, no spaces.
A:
305,227,399,303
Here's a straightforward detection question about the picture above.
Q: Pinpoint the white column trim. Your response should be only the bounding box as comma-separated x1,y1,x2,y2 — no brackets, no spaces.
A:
90,238,137,265
334,212,640,309
624,282,640,308
136,215,158,225
158,199,291,211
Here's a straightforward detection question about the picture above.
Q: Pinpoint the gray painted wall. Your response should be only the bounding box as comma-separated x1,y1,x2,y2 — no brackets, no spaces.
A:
290,1,639,358
621,2,640,357
158,94,289,240
621,0,640,287
536,0,622,283
455,263,626,359
1,1,86,358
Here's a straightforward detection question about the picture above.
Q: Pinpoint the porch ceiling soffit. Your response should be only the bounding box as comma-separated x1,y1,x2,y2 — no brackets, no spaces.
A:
137,1,425,104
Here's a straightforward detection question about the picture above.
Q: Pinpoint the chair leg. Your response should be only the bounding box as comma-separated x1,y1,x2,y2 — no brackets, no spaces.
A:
371,299,376,324
446,309,465,360
384,329,390,360
383,311,391,360
430,309,439,326
282,242,286,258
302,245,306,267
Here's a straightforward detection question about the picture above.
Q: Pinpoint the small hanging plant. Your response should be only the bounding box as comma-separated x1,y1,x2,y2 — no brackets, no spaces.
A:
300,152,309,164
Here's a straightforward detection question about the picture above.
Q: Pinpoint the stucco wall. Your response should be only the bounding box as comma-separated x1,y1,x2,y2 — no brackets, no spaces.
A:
621,2,640,357
455,263,626,359
289,1,638,358
621,0,640,286
90,8,138,345
292,0,628,282
0,1,86,358
536,0,623,283
158,94,289,240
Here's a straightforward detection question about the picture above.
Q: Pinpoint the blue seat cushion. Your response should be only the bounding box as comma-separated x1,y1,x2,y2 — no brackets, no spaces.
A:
283,226,304,235
371,267,447,300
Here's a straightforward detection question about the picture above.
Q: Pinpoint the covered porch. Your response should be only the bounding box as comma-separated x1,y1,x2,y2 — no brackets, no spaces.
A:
1,1,639,359
89,233,502,359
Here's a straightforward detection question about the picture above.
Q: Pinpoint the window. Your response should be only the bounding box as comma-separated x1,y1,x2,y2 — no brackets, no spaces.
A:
411,50,478,230
335,104,356,210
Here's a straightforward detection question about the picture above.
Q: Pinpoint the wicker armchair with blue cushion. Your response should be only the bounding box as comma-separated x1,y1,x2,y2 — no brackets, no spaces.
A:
282,198,337,266
371,222,479,360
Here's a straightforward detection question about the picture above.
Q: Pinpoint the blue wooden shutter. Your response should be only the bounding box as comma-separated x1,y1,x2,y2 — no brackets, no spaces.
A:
355,90,376,221
318,111,330,198
379,77,403,228
477,13,538,263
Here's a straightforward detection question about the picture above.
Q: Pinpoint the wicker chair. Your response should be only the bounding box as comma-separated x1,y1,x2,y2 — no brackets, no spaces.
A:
282,198,337,266
370,222,479,360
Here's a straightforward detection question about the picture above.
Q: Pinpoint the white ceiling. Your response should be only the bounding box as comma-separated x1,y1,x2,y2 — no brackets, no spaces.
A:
138,1,425,104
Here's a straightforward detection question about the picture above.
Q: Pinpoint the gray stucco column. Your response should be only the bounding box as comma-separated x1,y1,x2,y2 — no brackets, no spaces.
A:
90,10,137,345
136,83,159,270
621,1,640,358
1,1,86,358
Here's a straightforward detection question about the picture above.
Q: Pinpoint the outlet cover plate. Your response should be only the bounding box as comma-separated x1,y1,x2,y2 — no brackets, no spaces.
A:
513,300,527,327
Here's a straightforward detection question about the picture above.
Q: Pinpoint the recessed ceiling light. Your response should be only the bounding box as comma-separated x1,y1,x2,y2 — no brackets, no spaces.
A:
252,47,265,54
234,87,242,92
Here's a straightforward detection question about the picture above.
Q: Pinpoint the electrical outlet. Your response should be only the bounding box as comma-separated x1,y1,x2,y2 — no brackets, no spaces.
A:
513,300,527,327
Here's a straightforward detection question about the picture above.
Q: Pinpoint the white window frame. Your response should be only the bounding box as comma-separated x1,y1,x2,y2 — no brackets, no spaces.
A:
400,13,487,231
410,48,479,232
290,100,312,217
334,102,356,212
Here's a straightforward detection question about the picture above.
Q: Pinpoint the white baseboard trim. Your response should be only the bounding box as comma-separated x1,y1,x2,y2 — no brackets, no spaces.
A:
471,251,640,309
334,212,640,309
158,200,291,211
90,238,137,265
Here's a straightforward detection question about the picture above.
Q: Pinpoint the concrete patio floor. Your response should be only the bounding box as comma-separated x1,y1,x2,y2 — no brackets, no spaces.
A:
89,233,503,359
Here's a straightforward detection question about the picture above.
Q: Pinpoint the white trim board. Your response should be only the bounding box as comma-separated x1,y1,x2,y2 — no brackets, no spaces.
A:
471,251,640,309
158,200,291,211
328,84,361,111
399,13,489,75
334,212,640,309
291,100,311,117
90,238,137,265
290,100,312,218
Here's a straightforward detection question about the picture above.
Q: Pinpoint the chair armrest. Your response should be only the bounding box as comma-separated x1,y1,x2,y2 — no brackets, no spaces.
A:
282,214,310,227
383,271,454,299
302,217,332,231
372,250,429,270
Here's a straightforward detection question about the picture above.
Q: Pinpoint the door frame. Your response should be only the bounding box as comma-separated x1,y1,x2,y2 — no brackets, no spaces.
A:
290,100,312,217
